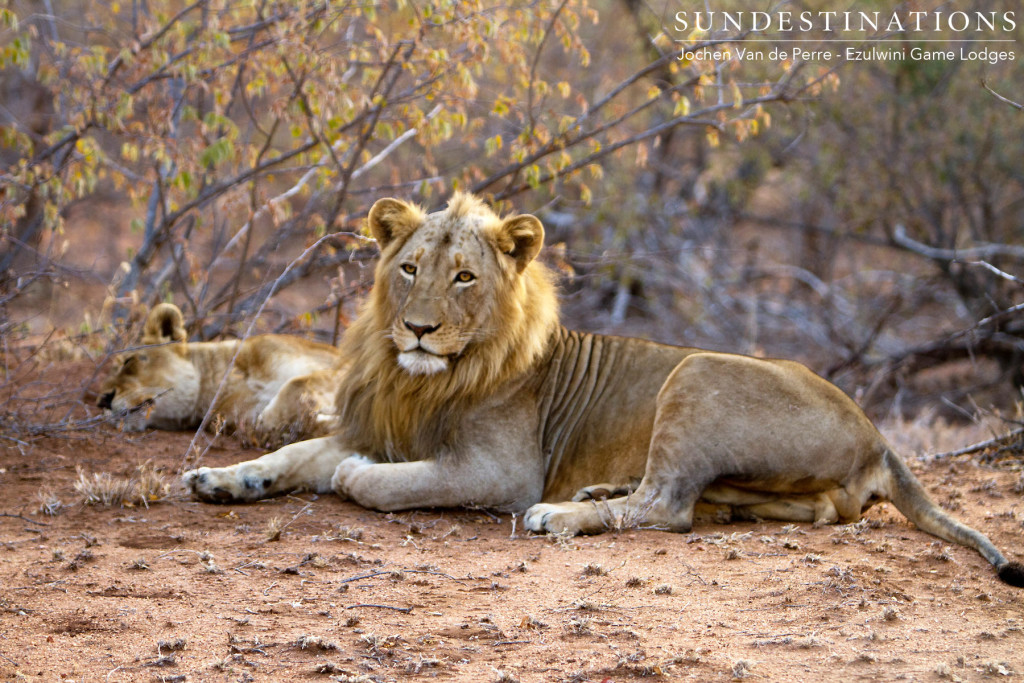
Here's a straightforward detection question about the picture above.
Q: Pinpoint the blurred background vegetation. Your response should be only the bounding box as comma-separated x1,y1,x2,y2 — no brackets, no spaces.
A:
1,0,1022,434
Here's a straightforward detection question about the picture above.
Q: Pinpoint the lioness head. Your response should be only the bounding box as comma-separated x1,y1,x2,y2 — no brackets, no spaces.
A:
337,192,560,459
97,303,200,430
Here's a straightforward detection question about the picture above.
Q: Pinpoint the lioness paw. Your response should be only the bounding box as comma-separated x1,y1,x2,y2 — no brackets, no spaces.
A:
330,454,375,499
183,465,272,503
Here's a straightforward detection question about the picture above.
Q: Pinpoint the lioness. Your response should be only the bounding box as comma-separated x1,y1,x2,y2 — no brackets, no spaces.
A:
183,193,1023,586
99,303,342,438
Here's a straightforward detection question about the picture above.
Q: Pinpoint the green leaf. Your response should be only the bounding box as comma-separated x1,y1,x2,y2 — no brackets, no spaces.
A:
200,138,234,168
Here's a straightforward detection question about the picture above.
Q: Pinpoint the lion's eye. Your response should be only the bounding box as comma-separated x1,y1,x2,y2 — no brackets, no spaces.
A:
455,271,476,283
400,263,417,276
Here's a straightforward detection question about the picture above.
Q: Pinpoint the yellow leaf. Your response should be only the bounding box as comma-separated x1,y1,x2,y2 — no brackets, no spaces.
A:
579,183,592,206
674,96,691,117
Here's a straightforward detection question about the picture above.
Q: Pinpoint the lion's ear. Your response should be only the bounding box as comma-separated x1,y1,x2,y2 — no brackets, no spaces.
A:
367,198,424,249
143,303,187,344
498,214,545,273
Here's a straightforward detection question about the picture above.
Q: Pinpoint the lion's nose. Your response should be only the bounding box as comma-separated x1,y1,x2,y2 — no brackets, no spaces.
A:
404,321,440,339
97,391,115,409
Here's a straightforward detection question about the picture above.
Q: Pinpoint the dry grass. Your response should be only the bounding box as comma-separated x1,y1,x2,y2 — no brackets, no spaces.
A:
135,460,171,505
732,659,757,678
295,634,339,651
72,461,172,508
36,487,65,516
565,616,592,636
324,524,364,542
263,516,286,542
492,668,520,683
198,550,222,574
74,468,137,507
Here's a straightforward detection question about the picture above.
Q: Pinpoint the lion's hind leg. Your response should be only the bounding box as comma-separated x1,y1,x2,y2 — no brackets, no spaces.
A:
701,482,852,526
525,478,698,535
736,492,843,526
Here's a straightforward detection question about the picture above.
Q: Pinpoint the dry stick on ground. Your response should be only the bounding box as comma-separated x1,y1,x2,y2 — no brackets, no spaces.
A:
345,603,413,613
339,569,469,587
0,513,50,526
932,427,1024,461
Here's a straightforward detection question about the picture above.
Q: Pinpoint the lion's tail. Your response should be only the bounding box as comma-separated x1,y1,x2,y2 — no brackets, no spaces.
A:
882,449,1024,587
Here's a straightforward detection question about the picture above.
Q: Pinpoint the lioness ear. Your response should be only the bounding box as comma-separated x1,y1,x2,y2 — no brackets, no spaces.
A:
367,198,425,249
497,214,545,273
143,303,187,344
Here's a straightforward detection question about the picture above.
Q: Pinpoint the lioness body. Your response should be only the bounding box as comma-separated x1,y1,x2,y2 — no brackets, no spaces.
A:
183,194,1022,585
99,303,342,439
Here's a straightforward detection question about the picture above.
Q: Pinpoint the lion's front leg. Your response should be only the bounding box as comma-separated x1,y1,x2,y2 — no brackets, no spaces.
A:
331,456,543,513
183,436,351,503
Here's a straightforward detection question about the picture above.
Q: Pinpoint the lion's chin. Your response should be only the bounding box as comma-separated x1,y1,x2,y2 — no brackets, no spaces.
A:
397,350,450,376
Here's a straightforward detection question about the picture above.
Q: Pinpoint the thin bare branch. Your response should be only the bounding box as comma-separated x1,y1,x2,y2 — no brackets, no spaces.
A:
981,79,1024,111
892,224,1024,261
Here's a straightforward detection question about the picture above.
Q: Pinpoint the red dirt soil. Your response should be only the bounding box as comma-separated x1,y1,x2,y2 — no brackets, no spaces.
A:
1,366,1022,682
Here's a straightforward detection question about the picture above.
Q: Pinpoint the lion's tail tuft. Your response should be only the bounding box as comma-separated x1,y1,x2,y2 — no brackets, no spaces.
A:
997,562,1024,588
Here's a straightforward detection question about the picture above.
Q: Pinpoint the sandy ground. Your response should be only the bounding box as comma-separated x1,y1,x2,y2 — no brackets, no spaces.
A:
0,368,1022,682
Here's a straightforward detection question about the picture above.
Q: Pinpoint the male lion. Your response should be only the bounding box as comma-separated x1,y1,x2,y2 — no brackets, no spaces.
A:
99,303,341,439
183,193,1023,586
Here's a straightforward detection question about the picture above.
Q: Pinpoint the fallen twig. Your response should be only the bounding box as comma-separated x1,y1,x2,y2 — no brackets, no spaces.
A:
932,427,1024,461
338,570,389,585
345,603,413,613
0,513,50,526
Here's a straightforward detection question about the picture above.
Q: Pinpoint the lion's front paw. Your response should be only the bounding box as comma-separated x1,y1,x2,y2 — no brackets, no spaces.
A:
524,502,583,535
182,465,272,503
330,454,375,500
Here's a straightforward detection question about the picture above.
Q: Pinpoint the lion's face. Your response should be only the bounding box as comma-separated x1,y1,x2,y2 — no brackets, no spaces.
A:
386,210,504,375
98,304,200,430
368,193,546,376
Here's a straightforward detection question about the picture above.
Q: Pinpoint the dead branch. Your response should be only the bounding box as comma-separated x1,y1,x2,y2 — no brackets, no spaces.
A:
981,80,1024,111
344,603,414,613
0,513,50,526
932,427,1024,460
892,224,1024,262
970,260,1024,286
862,300,1024,383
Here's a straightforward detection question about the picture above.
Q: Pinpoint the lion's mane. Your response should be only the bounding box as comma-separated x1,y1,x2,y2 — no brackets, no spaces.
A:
335,193,559,461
